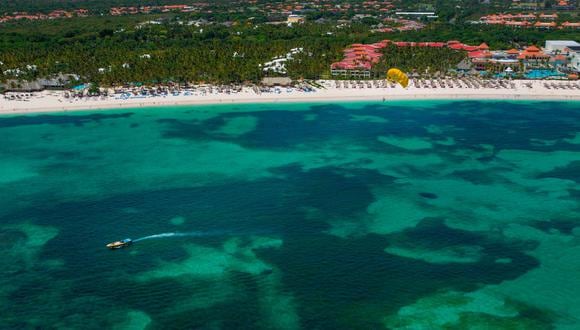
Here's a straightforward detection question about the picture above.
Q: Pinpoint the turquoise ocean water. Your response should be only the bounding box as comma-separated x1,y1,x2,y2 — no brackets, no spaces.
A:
1,100,579,329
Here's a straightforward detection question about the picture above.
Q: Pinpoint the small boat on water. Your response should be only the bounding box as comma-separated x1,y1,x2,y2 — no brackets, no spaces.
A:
106,238,132,249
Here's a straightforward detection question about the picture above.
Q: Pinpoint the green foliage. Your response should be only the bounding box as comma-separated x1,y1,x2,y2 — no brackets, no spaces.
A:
0,17,370,84
0,11,577,85
385,23,580,49
0,0,225,13
373,45,467,75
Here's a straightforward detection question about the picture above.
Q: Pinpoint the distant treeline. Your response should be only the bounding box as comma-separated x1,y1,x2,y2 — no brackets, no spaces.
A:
0,0,233,14
386,23,580,50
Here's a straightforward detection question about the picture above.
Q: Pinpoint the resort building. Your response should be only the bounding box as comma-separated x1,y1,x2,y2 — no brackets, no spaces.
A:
534,21,557,29
329,39,579,78
330,40,483,78
478,12,578,29
550,54,568,68
464,41,580,74
561,22,580,29
37,73,80,89
504,21,531,27
0,80,44,92
545,40,580,54
110,5,196,16
555,0,576,10
481,13,538,23
568,46,580,72
517,45,551,69
287,15,305,24
1,73,79,92
330,42,385,78
539,13,558,20
394,12,438,19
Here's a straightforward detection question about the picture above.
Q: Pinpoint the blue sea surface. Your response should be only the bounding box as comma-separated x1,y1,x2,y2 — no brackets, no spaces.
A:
1,100,579,329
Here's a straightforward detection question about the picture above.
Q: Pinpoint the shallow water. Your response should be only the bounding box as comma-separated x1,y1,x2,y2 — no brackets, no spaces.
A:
1,100,579,329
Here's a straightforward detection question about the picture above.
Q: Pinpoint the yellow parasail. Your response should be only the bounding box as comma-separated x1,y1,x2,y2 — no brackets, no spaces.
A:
386,68,409,88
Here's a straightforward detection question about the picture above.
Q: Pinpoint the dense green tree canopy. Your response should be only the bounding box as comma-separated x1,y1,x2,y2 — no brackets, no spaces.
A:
0,12,578,85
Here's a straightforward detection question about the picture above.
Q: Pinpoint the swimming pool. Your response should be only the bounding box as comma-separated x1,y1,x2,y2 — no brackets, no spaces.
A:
72,83,89,91
525,69,565,79
494,72,515,78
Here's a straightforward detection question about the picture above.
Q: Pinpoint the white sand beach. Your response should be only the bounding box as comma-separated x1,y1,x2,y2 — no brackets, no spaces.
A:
1,79,579,115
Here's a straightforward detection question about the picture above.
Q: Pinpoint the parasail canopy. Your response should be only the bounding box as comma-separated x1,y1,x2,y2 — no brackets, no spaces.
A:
386,68,409,88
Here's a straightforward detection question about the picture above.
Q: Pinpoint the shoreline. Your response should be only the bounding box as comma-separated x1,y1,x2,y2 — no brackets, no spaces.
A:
2,80,579,115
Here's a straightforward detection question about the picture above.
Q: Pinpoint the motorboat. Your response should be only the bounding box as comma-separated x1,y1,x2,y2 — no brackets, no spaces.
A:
106,238,132,249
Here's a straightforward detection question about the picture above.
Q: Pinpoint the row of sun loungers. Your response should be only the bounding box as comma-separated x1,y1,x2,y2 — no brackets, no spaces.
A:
543,82,580,90
332,78,521,90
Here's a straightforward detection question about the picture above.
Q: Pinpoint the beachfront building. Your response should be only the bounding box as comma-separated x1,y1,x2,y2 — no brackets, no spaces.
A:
568,46,580,72
550,54,568,69
1,73,80,92
330,40,578,79
330,66,372,78
545,40,580,54
37,73,80,89
0,80,44,92
462,42,580,75
330,42,385,78
330,68,371,78
518,45,551,69
486,52,521,72
330,40,482,78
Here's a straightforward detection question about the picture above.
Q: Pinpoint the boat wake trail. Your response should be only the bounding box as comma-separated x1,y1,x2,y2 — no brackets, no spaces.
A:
134,231,228,242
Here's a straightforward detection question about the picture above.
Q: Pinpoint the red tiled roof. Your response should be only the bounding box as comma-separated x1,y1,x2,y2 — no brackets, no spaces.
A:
525,45,540,52
468,51,492,58
551,54,567,61
463,45,480,51
561,22,580,28
332,39,484,72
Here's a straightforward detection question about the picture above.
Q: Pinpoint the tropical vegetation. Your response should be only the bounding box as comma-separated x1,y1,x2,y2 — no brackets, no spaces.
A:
0,9,578,86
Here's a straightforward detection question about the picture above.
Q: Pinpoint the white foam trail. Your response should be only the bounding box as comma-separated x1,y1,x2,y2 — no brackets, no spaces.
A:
134,231,223,242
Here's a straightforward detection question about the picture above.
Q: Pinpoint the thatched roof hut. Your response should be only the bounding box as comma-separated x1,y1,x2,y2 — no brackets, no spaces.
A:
261,77,292,86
